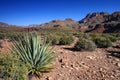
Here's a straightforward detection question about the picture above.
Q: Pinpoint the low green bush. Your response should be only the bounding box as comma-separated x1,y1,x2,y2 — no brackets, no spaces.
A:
0,33,5,39
11,33,56,78
46,34,60,45
59,35,73,45
93,37,112,48
0,40,3,48
89,33,100,39
83,33,91,39
0,53,28,80
108,36,117,42
101,34,117,42
74,38,96,51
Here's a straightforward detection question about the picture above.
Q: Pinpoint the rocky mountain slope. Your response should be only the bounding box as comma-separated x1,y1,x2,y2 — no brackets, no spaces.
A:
0,22,23,32
39,18,80,30
79,11,120,33
36,11,120,33
0,11,120,33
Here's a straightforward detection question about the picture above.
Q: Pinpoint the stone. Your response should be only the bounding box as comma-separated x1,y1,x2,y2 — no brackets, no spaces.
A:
58,58,62,63
110,75,115,78
99,67,103,71
46,77,52,80
116,63,120,67
70,64,74,68
114,58,120,62
106,55,112,58
112,61,116,65
61,64,65,68
75,67,79,70
58,57,68,64
113,70,120,73
86,56,95,60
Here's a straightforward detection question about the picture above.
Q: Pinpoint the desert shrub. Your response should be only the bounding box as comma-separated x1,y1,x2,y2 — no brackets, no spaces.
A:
89,33,101,39
116,33,120,37
83,33,91,39
93,37,112,48
0,53,28,80
101,34,117,42
7,33,24,42
75,33,91,39
0,33,5,39
72,32,79,36
46,34,60,45
74,32,84,38
74,38,96,51
107,35,117,42
59,35,74,45
11,33,56,78
0,40,3,48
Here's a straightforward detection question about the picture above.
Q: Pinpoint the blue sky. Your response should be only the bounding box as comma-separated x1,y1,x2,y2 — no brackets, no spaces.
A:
0,0,120,26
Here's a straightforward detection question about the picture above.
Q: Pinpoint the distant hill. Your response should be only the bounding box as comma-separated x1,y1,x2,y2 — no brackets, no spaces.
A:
38,18,80,30
0,11,120,33
0,22,23,33
37,11,120,33
79,11,120,33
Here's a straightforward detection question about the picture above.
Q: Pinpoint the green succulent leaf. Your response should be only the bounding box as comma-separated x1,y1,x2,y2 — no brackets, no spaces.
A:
11,32,56,77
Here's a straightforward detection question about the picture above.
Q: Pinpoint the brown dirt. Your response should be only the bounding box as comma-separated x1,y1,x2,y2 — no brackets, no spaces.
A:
0,39,11,53
41,37,120,80
0,38,120,80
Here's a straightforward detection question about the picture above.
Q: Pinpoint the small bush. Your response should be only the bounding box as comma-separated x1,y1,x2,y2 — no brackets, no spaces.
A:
46,34,60,45
93,37,112,48
74,38,96,51
0,40,3,48
11,33,56,78
83,33,91,39
116,33,120,37
90,33,101,39
101,34,117,42
59,35,73,45
0,53,28,80
108,36,117,42
0,33,5,39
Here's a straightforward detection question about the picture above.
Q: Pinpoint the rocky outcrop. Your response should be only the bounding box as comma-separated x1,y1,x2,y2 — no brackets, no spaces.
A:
79,11,120,33
0,22,23,32
80,12,120,24
0,11,120,33
86,23,120,33
79,12,109,23
39,18,80,29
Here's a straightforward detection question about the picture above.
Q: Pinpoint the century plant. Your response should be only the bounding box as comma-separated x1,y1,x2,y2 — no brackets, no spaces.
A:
11,33,56,79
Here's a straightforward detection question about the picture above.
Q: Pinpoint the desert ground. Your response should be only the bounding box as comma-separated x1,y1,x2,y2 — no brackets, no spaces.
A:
0,37,120,80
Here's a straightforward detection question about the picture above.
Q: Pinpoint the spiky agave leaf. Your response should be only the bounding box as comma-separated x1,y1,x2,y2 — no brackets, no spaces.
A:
11,32,56,78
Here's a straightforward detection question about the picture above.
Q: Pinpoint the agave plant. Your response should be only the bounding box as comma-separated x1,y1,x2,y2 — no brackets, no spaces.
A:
11,33,56,79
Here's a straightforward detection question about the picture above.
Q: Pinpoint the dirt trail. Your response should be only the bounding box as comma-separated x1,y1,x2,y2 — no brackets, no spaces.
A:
58,36,79,49
41,37,120,80
0,37,120,80
0,39,11,53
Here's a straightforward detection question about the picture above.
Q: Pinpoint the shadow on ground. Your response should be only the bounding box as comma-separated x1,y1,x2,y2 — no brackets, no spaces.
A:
107,51,120,58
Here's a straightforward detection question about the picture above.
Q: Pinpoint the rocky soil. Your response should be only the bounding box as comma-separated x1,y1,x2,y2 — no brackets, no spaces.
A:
0,38,120,80
40,38,120,80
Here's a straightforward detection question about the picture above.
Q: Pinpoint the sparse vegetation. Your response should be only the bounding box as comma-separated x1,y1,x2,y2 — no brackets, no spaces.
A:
93,36,112,48
101,34,117,42
0,53,28,80
0,33,5,39
59,35,74,45
46,34,60,45
0,40,3,48
11,33,56,79
74,38,96,51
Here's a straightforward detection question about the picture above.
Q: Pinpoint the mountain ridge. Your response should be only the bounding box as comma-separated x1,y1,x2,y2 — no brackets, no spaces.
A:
0,11,120,33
